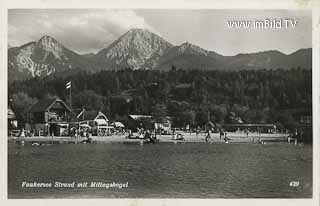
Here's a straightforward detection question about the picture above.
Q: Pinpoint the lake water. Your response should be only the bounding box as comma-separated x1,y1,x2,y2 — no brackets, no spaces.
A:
8,141,312,198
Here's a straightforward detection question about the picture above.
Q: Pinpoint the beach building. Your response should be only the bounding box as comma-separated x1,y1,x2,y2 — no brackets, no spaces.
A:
282,108,312,142
8,106,19,136
127,115,172,134
221,123,277,133
8,107,17,129
127,115,153,131
76,110,111,136
28,98,73,136
153,116,172,134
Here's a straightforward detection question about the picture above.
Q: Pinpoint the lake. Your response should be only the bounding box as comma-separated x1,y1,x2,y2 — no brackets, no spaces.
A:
8,141,312,198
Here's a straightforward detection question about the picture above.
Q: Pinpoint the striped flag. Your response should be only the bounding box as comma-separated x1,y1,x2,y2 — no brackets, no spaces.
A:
66,81,71,89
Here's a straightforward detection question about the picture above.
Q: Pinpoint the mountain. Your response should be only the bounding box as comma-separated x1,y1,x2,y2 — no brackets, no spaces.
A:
8,36,92,82
155,46,312,71
8,29,312,82
95,28,173,70
153,42,224,70
222,49,312,70
287,48,312,69
222,50,287,70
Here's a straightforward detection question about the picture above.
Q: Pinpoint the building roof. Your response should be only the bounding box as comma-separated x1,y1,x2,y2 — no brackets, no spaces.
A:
128,115,154,129
129,115,171,124
8,108,16,119
129,115,152,121
29,98,72,113
76,110,108,122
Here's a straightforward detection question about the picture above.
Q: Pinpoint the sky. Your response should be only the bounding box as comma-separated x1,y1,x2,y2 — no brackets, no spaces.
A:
8,9,312,55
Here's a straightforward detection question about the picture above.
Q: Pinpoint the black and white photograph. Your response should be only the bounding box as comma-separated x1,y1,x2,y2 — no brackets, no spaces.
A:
2,1,319,204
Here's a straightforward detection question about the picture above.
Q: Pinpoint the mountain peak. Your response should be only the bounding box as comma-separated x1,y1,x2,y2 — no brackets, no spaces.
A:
96,28,172,69
36,35,64,57
118,28,163,42
180,42,199,49
38,35,59,44
8,34,90,81
127,28,150,33
178,42,209,56
8,29,312,82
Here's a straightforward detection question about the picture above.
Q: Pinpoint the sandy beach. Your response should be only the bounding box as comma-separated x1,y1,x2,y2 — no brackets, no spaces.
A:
9,132,289,144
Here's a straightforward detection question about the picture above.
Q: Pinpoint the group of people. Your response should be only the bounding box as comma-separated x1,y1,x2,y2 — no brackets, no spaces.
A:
70,127,90,139
127,127,158,143
171,129,186,141
18,128,34,138
287,129,301,144
205,129,230,143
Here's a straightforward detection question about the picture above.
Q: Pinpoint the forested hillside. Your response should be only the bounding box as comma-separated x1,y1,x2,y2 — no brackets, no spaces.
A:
9,67,312,129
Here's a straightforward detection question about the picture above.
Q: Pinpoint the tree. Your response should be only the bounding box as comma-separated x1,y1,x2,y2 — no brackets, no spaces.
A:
275,112,298,131
151,104,168,117
210,104,228,123
11,92,38,126
74,90,106,111
180,110,196,126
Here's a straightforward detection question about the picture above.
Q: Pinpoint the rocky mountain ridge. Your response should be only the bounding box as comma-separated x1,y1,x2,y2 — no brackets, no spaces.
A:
8,29,312,81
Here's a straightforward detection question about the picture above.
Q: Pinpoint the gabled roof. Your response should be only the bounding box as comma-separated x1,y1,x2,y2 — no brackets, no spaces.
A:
76,110,108,122
29,98,72,113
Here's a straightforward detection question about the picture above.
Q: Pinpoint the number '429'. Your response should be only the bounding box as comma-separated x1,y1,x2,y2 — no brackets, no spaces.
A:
289,181,299,187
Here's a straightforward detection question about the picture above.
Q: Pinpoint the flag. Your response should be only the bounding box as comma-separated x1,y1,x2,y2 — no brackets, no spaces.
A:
76,109,85,119
66,81,71,89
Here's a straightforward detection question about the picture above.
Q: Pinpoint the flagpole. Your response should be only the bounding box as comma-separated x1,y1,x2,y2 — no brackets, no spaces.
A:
70,81,72,111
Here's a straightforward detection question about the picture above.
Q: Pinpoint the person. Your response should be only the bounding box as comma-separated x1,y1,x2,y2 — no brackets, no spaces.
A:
47,124,50,137
153,129,157,140
71,127,75,137
75,129,79,140
219,129,223,140
205,129,211,142
196,126,200,137
86,128,92,143
30,129,34,137
294,129,298,139
224,131,228,142
19,128,26,138
127,129,133,139
86,128,89,138
172,133,178,140
144,130,155,144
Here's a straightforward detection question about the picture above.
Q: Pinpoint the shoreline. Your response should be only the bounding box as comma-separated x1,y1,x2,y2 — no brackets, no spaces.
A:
8,132,291,144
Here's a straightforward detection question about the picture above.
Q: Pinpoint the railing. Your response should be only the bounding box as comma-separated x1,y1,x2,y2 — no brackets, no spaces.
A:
10,130,20,137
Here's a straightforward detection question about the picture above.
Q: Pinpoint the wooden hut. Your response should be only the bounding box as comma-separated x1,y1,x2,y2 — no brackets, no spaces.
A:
28,98,73,136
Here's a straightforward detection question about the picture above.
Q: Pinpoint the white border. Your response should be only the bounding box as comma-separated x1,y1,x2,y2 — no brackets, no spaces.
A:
1,1,319,206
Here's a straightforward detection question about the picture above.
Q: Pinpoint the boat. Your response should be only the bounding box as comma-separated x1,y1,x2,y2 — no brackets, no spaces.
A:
172,133,185,141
